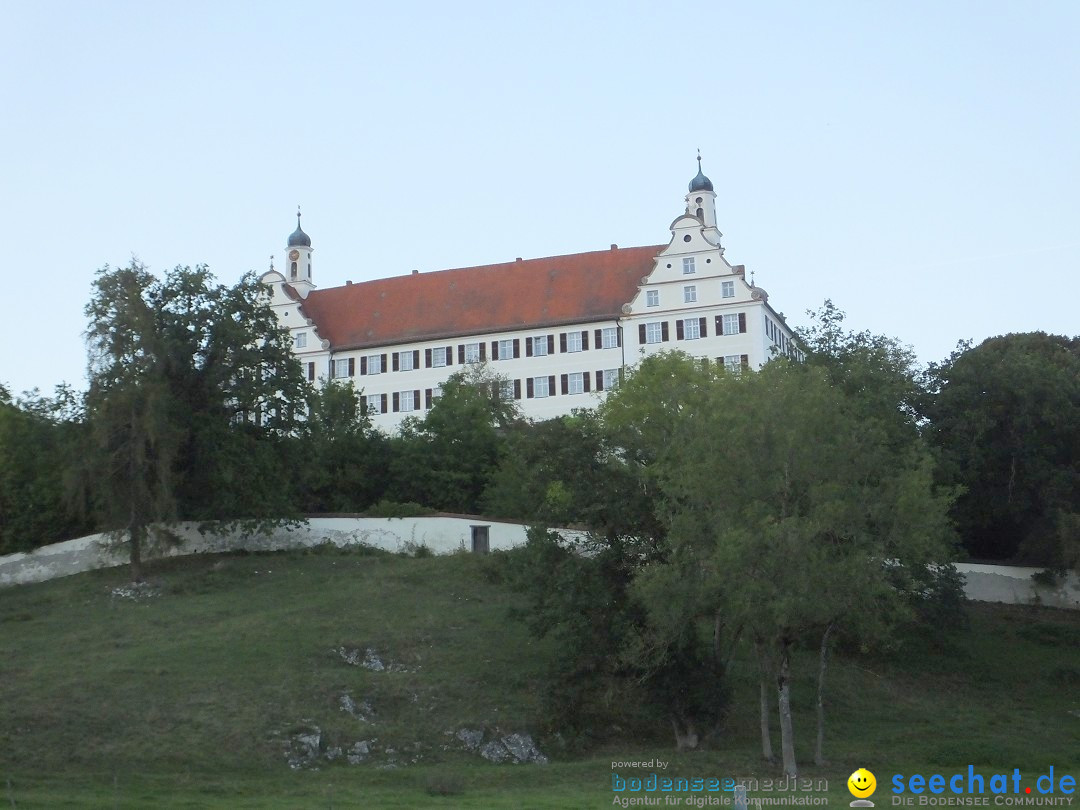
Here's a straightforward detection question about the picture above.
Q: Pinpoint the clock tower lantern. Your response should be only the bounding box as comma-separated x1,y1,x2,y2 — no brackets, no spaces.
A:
286,207,315,297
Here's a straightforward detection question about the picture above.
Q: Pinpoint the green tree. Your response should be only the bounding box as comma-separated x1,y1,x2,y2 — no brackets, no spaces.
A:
388,364,518,513
82,261,309,579
293,379,391,512
926,332,1080,564
635,359,956,774
0,385,93,553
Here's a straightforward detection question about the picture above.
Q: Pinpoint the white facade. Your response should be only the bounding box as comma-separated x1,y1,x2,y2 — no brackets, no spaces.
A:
261,163,804,432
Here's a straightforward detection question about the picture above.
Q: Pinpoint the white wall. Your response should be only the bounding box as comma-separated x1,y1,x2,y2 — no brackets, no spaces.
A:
1,524,1077,611
0,517,550,588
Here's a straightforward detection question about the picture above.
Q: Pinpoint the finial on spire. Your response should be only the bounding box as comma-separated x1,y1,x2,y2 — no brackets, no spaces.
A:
297,205,301,226
269,254,275,272
697,148,702,166
750,268,756,287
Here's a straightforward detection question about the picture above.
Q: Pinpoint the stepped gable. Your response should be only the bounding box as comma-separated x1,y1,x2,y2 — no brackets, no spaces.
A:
296,245,662,351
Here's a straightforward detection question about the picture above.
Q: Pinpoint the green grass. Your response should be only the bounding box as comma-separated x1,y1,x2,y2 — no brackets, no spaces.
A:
1,548,1077,807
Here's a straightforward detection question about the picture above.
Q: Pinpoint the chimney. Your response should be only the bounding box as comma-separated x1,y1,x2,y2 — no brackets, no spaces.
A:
345,280,353,286
412,269,419,275
610,243,618,250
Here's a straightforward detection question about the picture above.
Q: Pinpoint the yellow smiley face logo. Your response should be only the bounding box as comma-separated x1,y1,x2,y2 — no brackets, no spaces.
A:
848,768,877,798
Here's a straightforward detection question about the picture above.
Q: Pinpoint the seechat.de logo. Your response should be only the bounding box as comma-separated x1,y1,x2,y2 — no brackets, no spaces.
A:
848,768,877,807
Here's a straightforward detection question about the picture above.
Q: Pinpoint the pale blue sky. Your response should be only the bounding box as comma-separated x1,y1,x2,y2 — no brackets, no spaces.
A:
3,1,1077,397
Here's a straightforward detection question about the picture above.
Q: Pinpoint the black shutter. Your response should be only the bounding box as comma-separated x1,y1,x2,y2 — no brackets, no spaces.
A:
559,333,567,353
716,315,724,336
582,330,589,350
425,348,432,368
380,393,387,413
328,361,335,379
741,354,749,369
583,373,591,392
413,350,420,368
526,338,533,357
595,329,602,348
425,389,432,409
739,313,747,333
479,342,487,361
414,390,420,410
307,362,315,381
617,327,622,347
392,392,400,412
360,356,367,375
526,378,534,398
445,347,453,365
595,370,604,391
514,379,521,399
676,320,685,340
700,317,707,337
560,374,569,395
348,358,355,377
661,322,670,342
393,352,400,371
458,344,465,364
491,341,499,360
513,339,520,358
548,375,555,395
639,324,646,344
381,354,387,371
547,335,555,354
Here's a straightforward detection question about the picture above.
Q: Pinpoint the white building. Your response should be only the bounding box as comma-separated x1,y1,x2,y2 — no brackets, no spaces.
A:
260,160,803,431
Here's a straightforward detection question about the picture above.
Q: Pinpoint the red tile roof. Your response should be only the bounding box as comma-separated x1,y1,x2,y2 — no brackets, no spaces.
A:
296,245,663,350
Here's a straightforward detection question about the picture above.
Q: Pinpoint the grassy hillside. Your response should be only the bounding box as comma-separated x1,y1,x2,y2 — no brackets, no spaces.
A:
1,547,1077,808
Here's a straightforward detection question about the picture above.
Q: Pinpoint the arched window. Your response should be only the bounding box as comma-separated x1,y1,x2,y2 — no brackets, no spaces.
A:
290,261,297,279
696,207,704,219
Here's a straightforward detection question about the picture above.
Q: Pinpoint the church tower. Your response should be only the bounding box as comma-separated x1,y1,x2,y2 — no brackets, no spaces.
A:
685,154,722,246
286,207,315,297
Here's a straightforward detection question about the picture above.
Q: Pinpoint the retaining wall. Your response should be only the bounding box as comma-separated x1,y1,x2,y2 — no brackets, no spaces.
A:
1,522,1077,609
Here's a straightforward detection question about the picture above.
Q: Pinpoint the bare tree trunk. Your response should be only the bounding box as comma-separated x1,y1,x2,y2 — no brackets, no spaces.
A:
776,638,797,778
756,638,775,763
814,623,835,767
670,716,699,751
129,522,144,582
